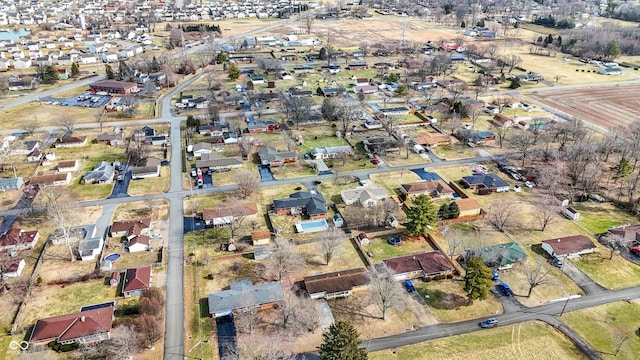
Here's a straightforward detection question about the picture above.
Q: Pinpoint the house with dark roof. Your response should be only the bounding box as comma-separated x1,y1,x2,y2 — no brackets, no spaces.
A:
126,235,150,253
0,258,25,277
248,119,279,133
476,242,527,270
273,191,327,219
605,224,640,242
90,80,138,94
202,202,259,227
96,133,124,146
122,265,152,298
110,218,151,238
304,268,370,300
55,136,88,148
0,228,40,251
207,279,284,318
29,303,115,346
258,146,297,167
401,180,455,199
383,251,454,280
363,137,401,155
195,154,243,171
30,172,72,187
57,160,79,173
541,235,597,259
461,173,510,193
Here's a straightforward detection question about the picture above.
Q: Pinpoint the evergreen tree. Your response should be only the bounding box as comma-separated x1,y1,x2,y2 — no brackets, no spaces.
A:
404,194,438,236
105,64,115,79
544,34,554,44
461,21,466,28
71,62,80,78
42,65,59,84
438,203,451,220
150,56,160,72
318,321,367,360
228,63,240,80
117,60,131,81
464,257,494,303
448,201,460,219
215,51,227,64
509,77,521,89
555,35,562,47
319,47,328,60
611,157,632,183
605,40,621,59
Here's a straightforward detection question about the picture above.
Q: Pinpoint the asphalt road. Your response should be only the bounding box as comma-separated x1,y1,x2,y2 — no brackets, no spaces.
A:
0,74,104,110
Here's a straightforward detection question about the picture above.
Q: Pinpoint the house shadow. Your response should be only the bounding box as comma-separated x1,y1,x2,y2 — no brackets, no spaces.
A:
329,296,378,320
199,297,210,319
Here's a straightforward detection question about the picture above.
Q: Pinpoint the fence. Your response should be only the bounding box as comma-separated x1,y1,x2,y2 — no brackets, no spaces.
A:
10,240,50,334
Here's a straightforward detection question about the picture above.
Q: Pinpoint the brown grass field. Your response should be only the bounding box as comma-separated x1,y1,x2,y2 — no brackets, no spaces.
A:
529,84,640,131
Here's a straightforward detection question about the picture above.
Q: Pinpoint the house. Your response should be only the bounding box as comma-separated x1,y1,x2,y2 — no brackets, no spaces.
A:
304,268,370,300
415,132,452,148
195,154,243,171
0,177,24,191
30,172,72,187
110,218,151,238
202,202,259,227
57,160,79,173
96,133,125,146
10,140,39,155
0,58,10,71
476,242,527,270
258,147,297,167
83,161,115,184
55,136,87,148
400,180,455,199
126,235,150,253
0,258,25,277
321,88,345,97
606,224,640,242
122,265,152,297
192,142,213,158
248,120,279,134
131,165,161,179
541,235,597,259
454,198,482,217
27,148,43,162
14,58,31,69
354,85,378,94
29,303,115,346
251,229,271,246
492,113,514,128
133,126,155,141
273,191,327,219
76,225,105,261
90,80,138,94
362,137,401,155
564,207,580,220
340,187,388,207
461,173,510,193
383,251,454,280
309,146,353,160
207,279,284,318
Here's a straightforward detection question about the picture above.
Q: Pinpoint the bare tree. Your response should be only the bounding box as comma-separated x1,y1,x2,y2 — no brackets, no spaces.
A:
286,96,313,130
368,266,404,321
601,233,631,260
48,200,77,262
233,169,261,199
302,13,315,34
135,313,164,349
508,129,539,167
229,335,297,360
523,261,552,297
534,196,560,231
319,226,344,265
505,55,522,73
280,286,319,334
106,325,141,360
487,199,519,232
212,197,251,241
22,118,39,136
59,117,76,134
441,227,466,259
262,238,304,281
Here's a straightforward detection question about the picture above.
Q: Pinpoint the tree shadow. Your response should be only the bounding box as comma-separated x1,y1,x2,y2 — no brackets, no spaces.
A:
422,288,467,310
329,296,379,320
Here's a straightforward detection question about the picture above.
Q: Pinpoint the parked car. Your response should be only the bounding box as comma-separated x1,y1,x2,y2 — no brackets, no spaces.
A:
525,181,535,188
492,269,500,280
630,245,640,256
551,256,563,268
388,236,401,246
479,318,499,328
371,157,380,165
403,280,416,293
589,193,606,203
496,282,514,296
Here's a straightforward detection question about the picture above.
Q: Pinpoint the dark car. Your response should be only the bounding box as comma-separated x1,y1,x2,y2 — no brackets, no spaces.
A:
403,280,416,293
496,282,514,296
479,318,499,328
387,236,401,246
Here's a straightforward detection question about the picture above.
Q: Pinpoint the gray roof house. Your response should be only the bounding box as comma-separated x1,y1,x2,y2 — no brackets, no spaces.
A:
83,161,115,184
340,187,388,207
0,177,24,191
207,279,284,318
309,146,353,160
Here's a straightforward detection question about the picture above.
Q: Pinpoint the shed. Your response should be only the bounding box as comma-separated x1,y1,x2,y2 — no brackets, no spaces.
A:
564,207,580,220
253,246,271,261
110,272,120,287
356,232,370,246
251,229,271,246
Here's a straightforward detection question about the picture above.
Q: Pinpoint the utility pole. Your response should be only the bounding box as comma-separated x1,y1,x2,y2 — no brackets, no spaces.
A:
559,294,570,316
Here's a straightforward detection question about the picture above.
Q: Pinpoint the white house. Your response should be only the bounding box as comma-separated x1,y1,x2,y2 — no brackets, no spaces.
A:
340,187,388,207
14,58,32,69
126,235,150,253
541,235,596,259
0,258,26,278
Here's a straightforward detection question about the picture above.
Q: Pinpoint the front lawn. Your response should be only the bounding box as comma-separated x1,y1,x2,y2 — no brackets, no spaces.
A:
573,202,639,235
366,234,435,263
572,252,640,289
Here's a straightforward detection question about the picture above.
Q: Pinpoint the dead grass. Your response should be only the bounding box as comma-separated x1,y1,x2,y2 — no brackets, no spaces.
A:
113,199,169,221
366,235,435,264
0,101,99,130
127,166,171,195
572,251,640,290
370,170,423,196
297,240,367,276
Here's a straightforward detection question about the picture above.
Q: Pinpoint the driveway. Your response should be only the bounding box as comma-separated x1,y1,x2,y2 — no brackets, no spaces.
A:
562,259,608,295
183,216,205,233
216,316,237,359
109,166,132,199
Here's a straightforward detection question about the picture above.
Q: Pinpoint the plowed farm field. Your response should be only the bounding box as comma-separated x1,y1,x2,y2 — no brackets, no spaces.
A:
529,84,640,131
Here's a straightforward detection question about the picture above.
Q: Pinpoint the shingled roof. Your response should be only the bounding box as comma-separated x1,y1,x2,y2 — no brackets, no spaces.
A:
29,304,114,344
304,268,370,296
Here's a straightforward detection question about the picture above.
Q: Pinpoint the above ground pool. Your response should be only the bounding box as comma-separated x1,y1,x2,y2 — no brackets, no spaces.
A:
104,253,122,262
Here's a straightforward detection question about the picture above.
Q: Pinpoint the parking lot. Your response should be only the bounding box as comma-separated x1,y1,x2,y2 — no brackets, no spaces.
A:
41,92,111,108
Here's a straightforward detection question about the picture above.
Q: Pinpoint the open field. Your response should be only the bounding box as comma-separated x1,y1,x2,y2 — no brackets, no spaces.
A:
369,320,587,360
0,101,99,130
369,170,422,196
529,84,640,131
562,301,640,360
572,202,639,235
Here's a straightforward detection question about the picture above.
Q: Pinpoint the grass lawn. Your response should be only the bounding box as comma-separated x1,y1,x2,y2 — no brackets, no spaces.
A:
315,176,363,205
0,102,98,130
562,301,640,360
297,240,367,277
571,251,640,290
113,199,169,221
414,279,503,323
369,321,587,360
431,142,477,160
270,162,317,180
184,254,216,360
369,170,423,196
127,166,171,195
296,129,350,154
366,235,435,263
382,148,431,167
572,202,639,235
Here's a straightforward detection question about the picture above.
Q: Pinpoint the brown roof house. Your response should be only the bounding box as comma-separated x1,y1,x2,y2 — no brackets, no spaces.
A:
0,228,40,251
110,218,151,238
55,136,88,148
541,235,597,259
30,172,72,187
492,113,514,128
454,198,482,217
304,268,370,300
202,202,258,227
606,224,640,242
57,160,79,173
414,132,452,148
0,258,26,278
126,235,150,253
400,180,455,199
122,265,152,298
383,251,454,280
251,229,271,246
90,80,138,94
29,303,115,346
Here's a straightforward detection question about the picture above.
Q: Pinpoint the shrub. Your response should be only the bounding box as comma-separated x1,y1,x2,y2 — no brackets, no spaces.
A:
206,273,214,280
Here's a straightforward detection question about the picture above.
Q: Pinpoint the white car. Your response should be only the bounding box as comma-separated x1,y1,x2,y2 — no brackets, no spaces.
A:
525,181,535,188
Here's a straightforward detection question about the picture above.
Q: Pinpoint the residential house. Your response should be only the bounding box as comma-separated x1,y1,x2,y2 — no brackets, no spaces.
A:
27,148,43,162
192,142,213,158
541,235,597,259
248,120,279,133
30,172,72,187
126,235,150,253
340,187,388,207
122,265,152,298
57,160,79,173
0,258,25,277
131,165,161,179
362,137,401,155
133,126,156,141
77,225,105,261
400,180,455,199
0,228,40,252
110,218,151,238
273,191,327,219
0,58,10,71
96,133,125,146
258,146,297,167
10,140,39,156
309,146,353,160
0,177,24,191
461,173,510,193
29,303,115,346
383,251,454,280
14,58,32,69
492,113,514,128
454,198,482,217
55,136,88,148
354,84,378,94
476,242,527,270
606,224,640,242
379,106,410,116
202,202,259,227
83,161,115,184
207,279,284,318
304,268,370,300
195,154,243,171
251,229,271,246
414,132,452,148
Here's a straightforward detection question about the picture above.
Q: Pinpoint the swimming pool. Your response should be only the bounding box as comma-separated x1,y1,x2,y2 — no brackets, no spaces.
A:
295,219,328,234
104,253,121,262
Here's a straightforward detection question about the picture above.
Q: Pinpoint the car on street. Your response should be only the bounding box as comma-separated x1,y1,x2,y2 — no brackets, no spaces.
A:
496,282,514,296
403,280,416,292
479,318,499,328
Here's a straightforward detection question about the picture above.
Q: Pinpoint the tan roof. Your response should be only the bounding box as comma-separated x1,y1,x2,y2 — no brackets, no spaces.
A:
203,202,258,220
30,173,70,185
304,268,370,295
57,160,78,168
251,229,271,241
29,304,114,343
493,113,513,126
542,235,596,256
454,198,481,211
111,218,151,236
415,132,451,146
